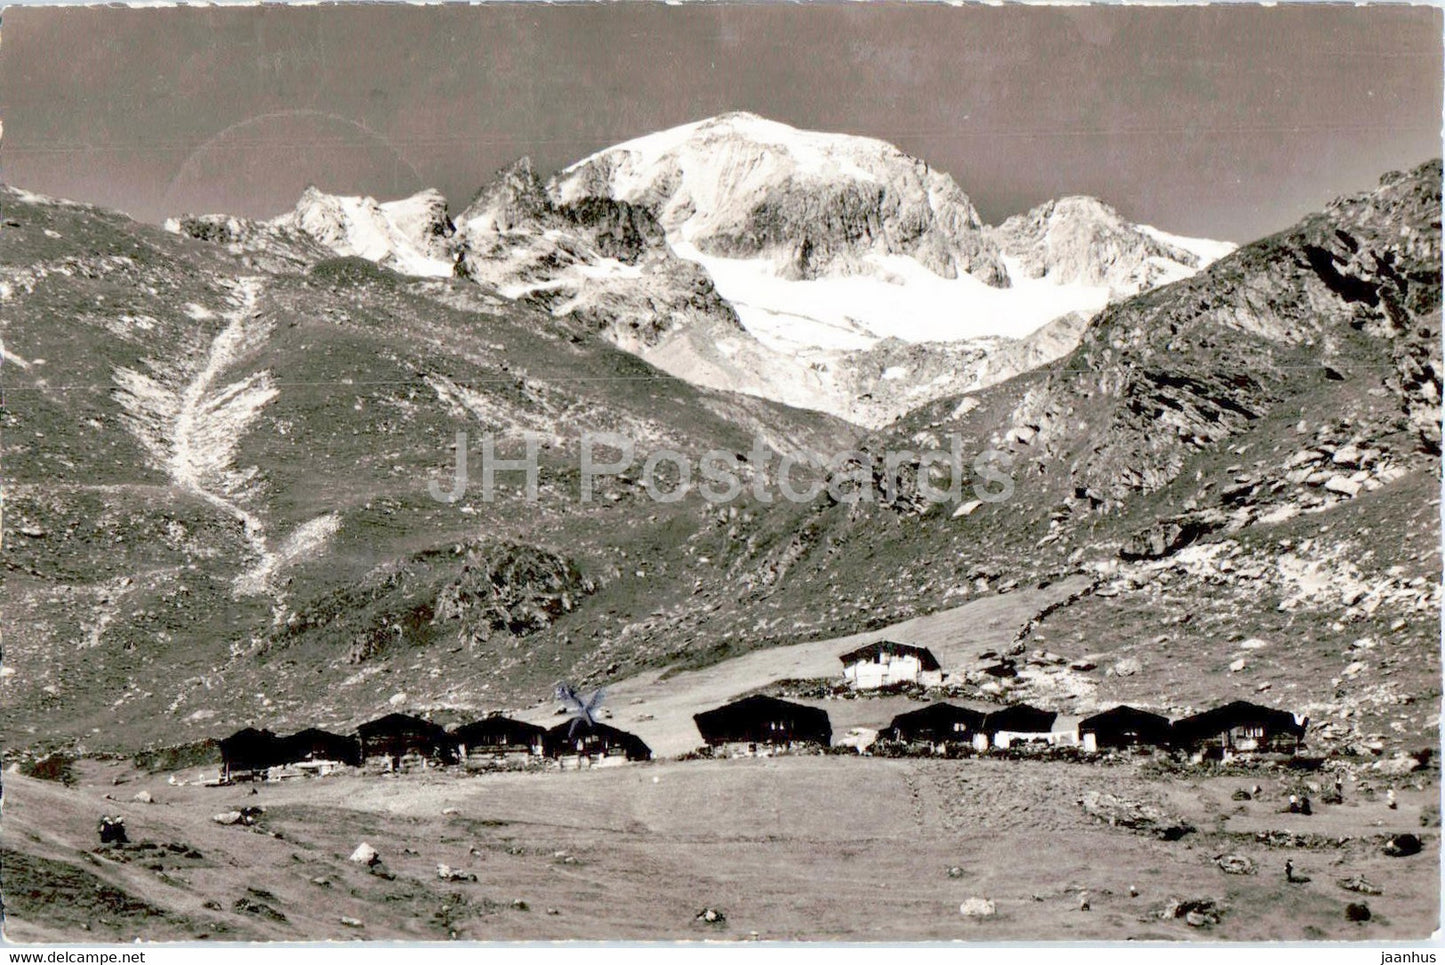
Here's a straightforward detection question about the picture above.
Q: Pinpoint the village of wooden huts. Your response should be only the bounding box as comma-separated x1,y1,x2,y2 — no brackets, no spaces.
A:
217,712,653,782
215,639,1309,781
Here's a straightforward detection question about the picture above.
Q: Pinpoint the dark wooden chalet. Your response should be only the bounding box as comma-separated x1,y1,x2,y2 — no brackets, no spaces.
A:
983,704,1058,745
453,715,547,760
1077,706,1173,751
219,727,284,781
356,713,454,769
693,695,833,752
884,702,986,747
280,727,361,767
544,721,652,762
1172,700,1307,756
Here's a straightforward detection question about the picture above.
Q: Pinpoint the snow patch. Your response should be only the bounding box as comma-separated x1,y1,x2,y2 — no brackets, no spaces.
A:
111,278,335,601
1137,224,1238,266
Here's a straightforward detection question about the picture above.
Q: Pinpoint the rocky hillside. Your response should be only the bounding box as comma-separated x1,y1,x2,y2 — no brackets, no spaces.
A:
4,154,1434,768
0,184,859,756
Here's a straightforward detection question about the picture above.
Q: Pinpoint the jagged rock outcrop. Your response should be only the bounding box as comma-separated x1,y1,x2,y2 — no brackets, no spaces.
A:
169,187,460,278
997,160,1442,506
456,157,552,233
164,214,332,273
453,159,747,352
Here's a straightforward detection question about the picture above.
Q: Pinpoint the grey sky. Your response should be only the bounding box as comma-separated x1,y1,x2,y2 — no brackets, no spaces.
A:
0,3,1439,242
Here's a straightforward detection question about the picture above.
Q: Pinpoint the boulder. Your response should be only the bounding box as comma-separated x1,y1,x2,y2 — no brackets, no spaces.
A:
233,896,287,922
1162,897,1222,926
214,805,265,826
1111,657,1142,678
1374,755,1423,776
1324,475,1363,497
1345,902,1372,922
1079,791,1193,840
959,897,996,918
1337,875,1383,896
1214,854,1255,875
132,790,153,804
1331,444,1363,467
952,500,983,519
1383,833,1422,857
349,842,380,866
437,863,478,882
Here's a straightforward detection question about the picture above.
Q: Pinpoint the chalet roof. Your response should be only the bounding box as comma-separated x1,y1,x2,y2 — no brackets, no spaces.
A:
356,712,447,739
454,715,547,743
887,702,986,733
693,694,833,744
1172,700,1305,743
837,640,941,671
1078,705,1172,732
279,727,361,764
984,703,1057,734
218,727,284,768
545,720,653,760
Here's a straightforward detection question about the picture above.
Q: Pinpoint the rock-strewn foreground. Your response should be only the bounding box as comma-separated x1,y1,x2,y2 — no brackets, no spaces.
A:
3,752,1437,941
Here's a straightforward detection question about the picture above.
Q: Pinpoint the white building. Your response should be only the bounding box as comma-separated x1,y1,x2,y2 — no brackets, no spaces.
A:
839,641,944,689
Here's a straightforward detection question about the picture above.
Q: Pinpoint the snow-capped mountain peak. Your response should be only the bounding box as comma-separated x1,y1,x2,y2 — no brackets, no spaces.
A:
550,111,1011,287
989,194,1236,296
457,157,552,235
272,186,458,278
